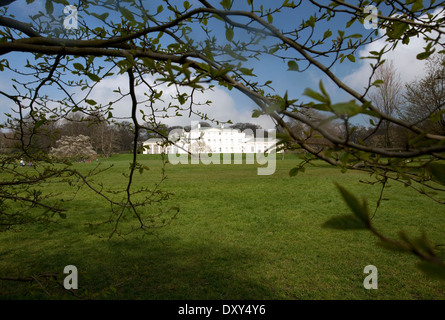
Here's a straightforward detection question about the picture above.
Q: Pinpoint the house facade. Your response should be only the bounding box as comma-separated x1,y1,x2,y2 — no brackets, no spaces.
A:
143,123,279,155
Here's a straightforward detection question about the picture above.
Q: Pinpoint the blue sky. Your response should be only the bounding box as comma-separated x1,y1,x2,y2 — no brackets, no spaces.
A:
0,0,442,129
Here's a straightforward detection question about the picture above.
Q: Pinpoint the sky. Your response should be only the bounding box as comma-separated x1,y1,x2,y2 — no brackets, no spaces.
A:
0,0,443,130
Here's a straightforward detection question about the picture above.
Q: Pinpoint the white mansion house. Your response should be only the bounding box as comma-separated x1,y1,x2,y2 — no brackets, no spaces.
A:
143,123,279,155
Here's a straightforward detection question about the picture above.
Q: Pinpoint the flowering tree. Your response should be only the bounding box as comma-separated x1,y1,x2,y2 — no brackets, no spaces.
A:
50,134,96,160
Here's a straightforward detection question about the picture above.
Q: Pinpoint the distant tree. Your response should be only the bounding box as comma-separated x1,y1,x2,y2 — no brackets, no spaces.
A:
403,54,445,135
229,123,263,136
142,123,169,139
198,121,211,128
167,125,184,133
0,129,14,153
369,60,403,148
183,121,211,132
115,121,135,153
59,112,91,138
90,121,117,158
284,110,344,153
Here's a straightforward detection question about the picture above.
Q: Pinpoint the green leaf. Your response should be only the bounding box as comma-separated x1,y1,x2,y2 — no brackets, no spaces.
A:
411,0,424,12
335,183,370,226
265,100,285,114
322,215,369,230
345,17,356,28
372,79,384,87
345,33,363,39
221,0,231,10
287,60,299,71
73,63,84,71
141,57,154,69
53,0,69,5
178,94,187,105
252,109,263,118
303,88,327,103
268,45,280,55
387,21,409,39
282,0,296,8
85,99,97,106
87,72,101,82
306,15,316,28
417,262,445,281
318,80,329,98
239,67,255,76
417,50,435,60
91,12,110,22
223,45,247,61
225,28,234,42
311,103,330,112
430,109,445,122
426,163,445,185
289,167,300,177
34,119,46,130
347,54,355,62
323,30,332,39
376,240,409,253
45,0,54,15
331,100,362,117
120,7,135,22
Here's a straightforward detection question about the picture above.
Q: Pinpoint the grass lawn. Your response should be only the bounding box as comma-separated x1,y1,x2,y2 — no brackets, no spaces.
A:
0,153,444,299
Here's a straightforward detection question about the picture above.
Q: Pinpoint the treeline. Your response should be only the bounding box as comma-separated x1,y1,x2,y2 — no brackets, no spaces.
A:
164,121,268,137
0,112,135,157
285,116,436,153
0,114,269,156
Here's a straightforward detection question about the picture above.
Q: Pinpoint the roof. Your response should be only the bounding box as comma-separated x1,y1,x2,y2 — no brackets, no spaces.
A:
144,138,164,143
192,127,240,132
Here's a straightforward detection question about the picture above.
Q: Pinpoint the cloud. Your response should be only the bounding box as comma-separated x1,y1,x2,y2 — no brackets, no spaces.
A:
87,73,277,130
343,9,444,95
0,65,276,129
343,35,429,94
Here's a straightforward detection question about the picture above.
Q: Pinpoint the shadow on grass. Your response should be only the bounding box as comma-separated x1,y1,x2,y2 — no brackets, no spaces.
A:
0,235,276,300
91,237,277,300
